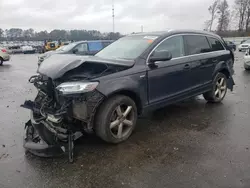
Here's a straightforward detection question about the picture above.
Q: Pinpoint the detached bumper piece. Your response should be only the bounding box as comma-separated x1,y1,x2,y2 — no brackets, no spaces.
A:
24,120,65,157
24,120,82,162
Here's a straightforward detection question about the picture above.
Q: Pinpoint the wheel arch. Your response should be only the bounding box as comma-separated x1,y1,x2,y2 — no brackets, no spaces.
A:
102,89,143,115
218,68,230,78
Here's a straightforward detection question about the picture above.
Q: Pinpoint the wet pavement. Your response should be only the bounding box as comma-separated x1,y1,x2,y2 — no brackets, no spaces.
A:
0,52,250,188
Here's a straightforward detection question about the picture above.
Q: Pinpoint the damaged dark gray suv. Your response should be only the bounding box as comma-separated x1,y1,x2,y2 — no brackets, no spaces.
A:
22,30,235,161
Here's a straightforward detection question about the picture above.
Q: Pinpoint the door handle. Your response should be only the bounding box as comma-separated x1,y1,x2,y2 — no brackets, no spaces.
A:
183,64,190,69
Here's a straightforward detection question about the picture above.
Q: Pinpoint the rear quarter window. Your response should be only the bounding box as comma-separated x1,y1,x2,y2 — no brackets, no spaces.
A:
88,42,103,52
207,37,225,51
184,35,211,55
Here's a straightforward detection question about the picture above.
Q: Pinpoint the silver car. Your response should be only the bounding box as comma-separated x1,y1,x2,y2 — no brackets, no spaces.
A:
244,48,250,70
0,47,10,65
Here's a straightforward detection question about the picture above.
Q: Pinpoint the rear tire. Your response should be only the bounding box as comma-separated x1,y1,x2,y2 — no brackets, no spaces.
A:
203,72,227,103
95,95,137,144
0,57,3,66
244,65,250,70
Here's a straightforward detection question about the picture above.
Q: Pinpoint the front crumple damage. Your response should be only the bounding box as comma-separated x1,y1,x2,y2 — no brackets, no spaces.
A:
22,58,130,162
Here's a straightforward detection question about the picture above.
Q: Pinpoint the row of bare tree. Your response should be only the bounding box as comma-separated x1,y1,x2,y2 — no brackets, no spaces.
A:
205,0,250,33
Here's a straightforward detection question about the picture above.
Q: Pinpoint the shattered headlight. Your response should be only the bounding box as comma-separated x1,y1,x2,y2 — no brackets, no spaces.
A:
56,82,99,95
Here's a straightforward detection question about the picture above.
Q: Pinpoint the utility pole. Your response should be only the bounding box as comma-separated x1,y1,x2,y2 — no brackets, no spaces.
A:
112,0,115,33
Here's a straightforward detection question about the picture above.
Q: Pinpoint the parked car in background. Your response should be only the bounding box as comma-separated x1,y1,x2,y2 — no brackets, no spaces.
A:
244,48,250,70
7,45,23,54
241,39,247,44
225,41,236,51
238,39,250,52
0,47,10,65
38,40,113,65
22,30,235,161
21,46,36,54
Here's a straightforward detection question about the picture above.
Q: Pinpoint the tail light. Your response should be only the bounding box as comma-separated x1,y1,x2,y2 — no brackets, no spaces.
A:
1,49,7,53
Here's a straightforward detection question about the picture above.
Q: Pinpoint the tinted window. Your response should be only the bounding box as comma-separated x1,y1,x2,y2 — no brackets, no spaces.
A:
154,36,184,58
184,35,211,55
208,37,224,51
74,43,88,52
88,42,103,52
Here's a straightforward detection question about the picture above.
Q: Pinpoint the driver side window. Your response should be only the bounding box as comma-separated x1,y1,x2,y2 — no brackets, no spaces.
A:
74,43,88,53
154,36,184,59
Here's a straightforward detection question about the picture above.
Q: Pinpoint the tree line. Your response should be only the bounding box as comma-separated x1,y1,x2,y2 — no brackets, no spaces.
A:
205,0,250,37
0,28,123,41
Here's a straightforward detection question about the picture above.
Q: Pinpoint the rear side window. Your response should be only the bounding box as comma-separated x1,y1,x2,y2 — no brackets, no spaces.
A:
207,37,225,51
184,35,211,55
88,42,103,52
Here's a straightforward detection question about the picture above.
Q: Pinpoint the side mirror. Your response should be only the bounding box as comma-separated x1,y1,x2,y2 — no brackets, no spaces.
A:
72,48,78,54
149,50,172,64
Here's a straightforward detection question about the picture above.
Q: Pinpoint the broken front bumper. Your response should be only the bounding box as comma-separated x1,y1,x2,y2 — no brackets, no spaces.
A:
21,89,104,162
23,119,66,158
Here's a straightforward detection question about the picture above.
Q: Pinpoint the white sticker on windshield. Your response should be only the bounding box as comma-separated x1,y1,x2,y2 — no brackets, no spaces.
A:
143,36,158,40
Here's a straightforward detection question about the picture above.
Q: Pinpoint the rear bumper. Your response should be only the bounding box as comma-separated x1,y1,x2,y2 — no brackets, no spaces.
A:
239,47,249,51
2,54,10,61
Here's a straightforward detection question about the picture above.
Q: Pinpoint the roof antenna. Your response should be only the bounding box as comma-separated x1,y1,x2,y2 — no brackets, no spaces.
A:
112,0,115,33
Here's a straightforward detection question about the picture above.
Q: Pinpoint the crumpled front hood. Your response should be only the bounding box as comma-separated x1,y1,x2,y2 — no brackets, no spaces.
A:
37,54,134,80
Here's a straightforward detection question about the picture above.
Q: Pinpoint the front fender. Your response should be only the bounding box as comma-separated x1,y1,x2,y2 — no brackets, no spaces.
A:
96,73,148,106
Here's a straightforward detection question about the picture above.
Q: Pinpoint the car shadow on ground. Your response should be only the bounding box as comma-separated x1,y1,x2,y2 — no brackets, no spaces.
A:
24,96,229,166
0,64,11,70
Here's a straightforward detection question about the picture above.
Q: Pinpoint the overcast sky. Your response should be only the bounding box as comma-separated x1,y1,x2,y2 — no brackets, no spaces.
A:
0,0,234,34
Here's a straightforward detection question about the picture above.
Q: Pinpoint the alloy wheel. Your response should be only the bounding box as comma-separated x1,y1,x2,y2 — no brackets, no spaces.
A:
110,104,134,139
214,77,227,100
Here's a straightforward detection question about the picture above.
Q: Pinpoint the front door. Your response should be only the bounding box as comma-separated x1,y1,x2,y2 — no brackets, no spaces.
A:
147,35,193,104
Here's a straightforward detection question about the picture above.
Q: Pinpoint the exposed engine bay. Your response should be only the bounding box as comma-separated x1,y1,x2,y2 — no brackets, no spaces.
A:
21,57,131,162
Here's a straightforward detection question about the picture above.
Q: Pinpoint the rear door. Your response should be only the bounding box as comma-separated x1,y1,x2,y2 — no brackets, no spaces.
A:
183,35,212,88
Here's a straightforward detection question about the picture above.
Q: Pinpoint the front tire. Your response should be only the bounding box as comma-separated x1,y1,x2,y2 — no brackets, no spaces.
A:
95,95,137,144
203,72,227,103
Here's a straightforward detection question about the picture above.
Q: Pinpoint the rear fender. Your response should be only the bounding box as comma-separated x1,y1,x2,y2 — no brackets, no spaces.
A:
213,61,235,91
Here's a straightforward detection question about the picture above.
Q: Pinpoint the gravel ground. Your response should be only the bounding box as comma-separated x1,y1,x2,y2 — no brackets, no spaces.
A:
0,52,250,188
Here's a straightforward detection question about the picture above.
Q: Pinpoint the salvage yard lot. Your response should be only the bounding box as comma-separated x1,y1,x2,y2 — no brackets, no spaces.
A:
0,52,250,188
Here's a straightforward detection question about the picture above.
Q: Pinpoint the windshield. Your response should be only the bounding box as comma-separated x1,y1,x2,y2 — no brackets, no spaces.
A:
56,45,66,51
56,42,76,51
243,40,250,44
95,35,158,60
